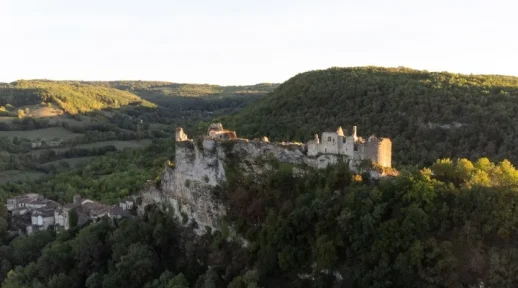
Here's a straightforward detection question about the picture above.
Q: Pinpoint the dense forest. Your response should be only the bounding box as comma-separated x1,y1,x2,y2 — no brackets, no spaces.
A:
221,67,518,166
2,157,518,287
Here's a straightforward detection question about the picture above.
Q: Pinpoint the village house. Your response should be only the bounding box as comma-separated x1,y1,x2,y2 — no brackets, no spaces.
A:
53,194,131,231
6,193,44,215
6,193,132,234
27,207,56,234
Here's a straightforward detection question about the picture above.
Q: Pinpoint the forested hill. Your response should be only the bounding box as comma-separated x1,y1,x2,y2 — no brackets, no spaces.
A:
220,67,518,166
82,81,278,117
0,80,154,114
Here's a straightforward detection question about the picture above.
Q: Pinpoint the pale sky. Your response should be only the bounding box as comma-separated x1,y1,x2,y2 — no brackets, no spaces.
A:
1,0,517,85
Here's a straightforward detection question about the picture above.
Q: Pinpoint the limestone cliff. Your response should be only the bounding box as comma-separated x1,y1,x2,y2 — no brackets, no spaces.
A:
138,137,348,233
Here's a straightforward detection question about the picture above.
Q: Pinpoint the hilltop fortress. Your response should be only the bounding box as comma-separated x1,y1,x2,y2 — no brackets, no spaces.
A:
177,123,391,168
140,123,392,233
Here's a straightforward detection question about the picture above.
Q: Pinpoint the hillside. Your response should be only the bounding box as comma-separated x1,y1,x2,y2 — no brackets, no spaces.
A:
85,81,278,98
0,80,154,115
221,67,518,166
86,81,278,117
0,79,274,186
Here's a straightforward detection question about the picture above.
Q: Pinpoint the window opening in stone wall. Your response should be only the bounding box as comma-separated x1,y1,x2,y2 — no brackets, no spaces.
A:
327,137,331,142
325,148,327,153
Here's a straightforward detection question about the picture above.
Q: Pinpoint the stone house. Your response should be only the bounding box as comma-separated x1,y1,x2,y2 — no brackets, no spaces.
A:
6,193,44,215
28,208,56,233
54,195,130,230
7,193,132,234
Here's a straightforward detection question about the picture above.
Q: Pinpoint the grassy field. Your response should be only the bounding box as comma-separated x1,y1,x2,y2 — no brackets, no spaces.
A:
21,105,64,118
0,170,47,183
0,127,83,141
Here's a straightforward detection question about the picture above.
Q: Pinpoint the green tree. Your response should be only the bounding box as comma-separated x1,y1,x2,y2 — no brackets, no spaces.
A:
113,243,159,288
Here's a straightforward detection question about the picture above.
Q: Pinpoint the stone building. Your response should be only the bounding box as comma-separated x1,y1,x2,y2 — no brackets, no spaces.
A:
175,123,392,168
54,195,130,231
306,125,392,167
6,193,44,215
28,208,56,233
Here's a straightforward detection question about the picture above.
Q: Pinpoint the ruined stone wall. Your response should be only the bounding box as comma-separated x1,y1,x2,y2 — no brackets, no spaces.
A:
364,140,379,164
320,132,339,154
307,141,319,156
377,138,392,168
338,136,355,157
362,138,392,168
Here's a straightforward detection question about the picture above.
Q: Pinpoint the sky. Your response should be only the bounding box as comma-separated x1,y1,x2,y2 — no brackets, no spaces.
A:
1,0,517,85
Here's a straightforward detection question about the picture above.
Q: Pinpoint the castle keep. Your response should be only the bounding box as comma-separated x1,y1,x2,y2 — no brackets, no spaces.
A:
307,126,392,167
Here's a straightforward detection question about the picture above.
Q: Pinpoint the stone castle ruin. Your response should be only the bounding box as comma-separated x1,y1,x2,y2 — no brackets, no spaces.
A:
176,123,391,168
138,123,393,233
307,126,392,168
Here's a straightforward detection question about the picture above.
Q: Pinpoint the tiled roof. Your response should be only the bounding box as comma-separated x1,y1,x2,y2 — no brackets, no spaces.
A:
32,207,55,217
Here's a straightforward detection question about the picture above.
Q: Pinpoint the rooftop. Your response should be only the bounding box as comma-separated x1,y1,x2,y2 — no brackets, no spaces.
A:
32,207,55,217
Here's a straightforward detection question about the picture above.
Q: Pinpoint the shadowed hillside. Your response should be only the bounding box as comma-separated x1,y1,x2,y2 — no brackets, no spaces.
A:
220,66,518,166
85,81,278,115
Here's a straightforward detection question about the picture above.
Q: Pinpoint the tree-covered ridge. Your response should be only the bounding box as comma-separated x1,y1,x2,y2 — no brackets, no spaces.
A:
85,81,278,98
3,157,518,287
221,66,518,166
220,157,518,287
2,80,155,114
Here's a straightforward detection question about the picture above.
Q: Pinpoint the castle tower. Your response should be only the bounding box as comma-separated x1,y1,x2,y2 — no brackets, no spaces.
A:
314,134,320,144
336,126,344,136
352,126,358,141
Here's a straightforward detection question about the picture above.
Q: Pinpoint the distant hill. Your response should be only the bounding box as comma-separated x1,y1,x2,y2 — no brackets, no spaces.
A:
0,80,154,114
85,81,278,98
220,66,518,166
84,81,278,112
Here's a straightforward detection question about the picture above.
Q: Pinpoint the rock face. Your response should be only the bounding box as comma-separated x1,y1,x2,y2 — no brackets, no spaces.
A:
138,138,348,233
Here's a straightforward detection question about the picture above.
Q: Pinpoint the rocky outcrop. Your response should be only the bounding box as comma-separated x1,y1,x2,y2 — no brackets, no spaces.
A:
138,138,350,233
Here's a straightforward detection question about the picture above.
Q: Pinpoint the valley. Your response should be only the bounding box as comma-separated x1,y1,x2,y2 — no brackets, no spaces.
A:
0,80,275,182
